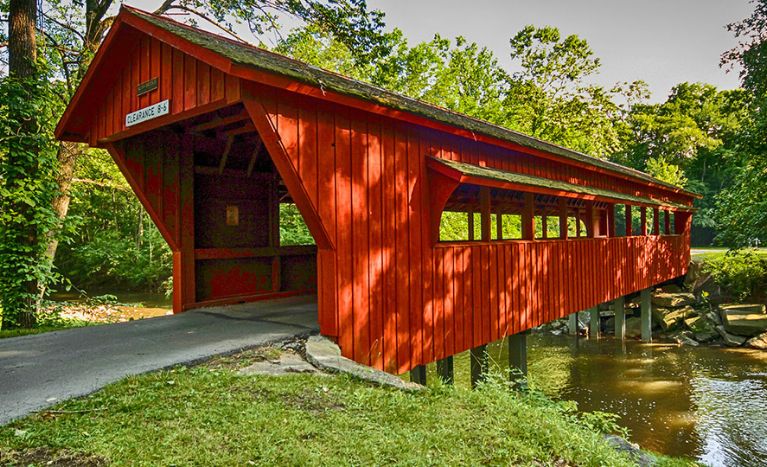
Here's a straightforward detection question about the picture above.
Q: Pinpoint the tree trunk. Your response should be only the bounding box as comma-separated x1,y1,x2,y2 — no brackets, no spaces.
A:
9,0,37,79
6,0,39,329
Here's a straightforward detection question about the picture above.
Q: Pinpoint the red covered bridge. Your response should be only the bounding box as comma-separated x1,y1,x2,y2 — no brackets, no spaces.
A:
56,6,698,377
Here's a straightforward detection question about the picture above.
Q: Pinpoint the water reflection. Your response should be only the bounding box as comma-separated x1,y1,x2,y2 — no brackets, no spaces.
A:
525,335,767,465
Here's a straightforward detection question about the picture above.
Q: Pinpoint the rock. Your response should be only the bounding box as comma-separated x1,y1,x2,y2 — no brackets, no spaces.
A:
684,260,707,291
746,332,767,350
695,275,722,303
720,304,767,337
625,317,643,338
693,330,719,343
603,434,656,467
653,306,695,330
238,351,320,376
678,335,700,347
659,284,682,294
716,325,748,347
652,292,696,308
704,311,722,325
304,335,423,391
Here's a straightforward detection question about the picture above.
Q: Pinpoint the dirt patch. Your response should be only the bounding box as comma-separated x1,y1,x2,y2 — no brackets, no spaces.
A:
0,447,107,466
206,346,284,370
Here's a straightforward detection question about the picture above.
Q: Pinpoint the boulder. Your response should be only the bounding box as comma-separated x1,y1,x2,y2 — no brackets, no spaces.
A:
652,306,695,330
693,330,719,343
625,317,643,339
746,332,767,350
720,304,767,337
652,293,696,308
704,311,722,325
683,260,707,291
659,284,682,294
716,325,748,347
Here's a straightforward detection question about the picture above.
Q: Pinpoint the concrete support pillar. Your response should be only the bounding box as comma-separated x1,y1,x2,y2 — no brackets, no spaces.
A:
589,306,600,338
613,296,626,340
509,331,528,379
470,345,489,389
641,288,652,342
410,365,427,386
436,356,454,385
568,313,578,336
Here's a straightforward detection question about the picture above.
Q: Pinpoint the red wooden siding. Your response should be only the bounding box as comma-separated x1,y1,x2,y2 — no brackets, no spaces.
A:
244,84,692,374
89,33,240,145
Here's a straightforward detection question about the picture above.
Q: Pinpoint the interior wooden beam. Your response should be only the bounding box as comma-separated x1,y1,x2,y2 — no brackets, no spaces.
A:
246,140,264,177
191,112,249,133
218,135,234,174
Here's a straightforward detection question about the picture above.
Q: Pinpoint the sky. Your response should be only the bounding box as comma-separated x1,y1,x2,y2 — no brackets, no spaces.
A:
127,0,755,103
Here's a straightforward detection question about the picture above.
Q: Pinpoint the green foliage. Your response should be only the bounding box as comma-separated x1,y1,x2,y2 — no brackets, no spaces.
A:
645,157,688,187
714,1,767,246
54,150,172,291
279,203,315,246
701,249,767,301
0,362,653,465
0,68,62,329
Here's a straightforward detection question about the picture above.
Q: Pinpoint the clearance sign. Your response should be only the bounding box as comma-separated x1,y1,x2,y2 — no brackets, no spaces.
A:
125,100,170,127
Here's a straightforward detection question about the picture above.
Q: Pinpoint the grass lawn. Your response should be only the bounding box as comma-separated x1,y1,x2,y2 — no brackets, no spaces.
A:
0,348,692,466
0,319,90,339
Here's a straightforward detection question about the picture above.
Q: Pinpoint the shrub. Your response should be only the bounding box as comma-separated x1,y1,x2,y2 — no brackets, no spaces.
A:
702,249,767,301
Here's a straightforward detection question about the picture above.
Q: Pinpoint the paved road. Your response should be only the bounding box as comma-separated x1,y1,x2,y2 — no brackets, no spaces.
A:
0,296,318,425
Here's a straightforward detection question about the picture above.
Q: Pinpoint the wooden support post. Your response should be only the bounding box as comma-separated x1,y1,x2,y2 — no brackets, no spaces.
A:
174,134,196,313
675,211,691,235
468,210,475,241
585,203,595,238
436,356,454,385
664,210,671,235
410,365,427,386
613,296,626,340
496,208,503,240
653,208,660,236
568,313,579,336
625,205,632,236
470,345,489,389
509,331,528,381
641,289,652,342
589,306,600,338
640,207,648,236
559,198,568,239
522,193,535,240
607,204,616,237
541,212,548,239
480,187,491,241
218,135,234,174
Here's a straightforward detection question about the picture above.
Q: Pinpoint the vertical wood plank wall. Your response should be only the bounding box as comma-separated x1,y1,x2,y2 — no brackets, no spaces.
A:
251,86,692,375
89,35,240,144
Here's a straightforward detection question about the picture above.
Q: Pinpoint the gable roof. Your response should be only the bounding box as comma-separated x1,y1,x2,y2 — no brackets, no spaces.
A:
58,6,700,200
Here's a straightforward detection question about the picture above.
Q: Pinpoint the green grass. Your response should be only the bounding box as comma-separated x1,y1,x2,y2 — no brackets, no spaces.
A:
0,351,693,466
0,319,90,339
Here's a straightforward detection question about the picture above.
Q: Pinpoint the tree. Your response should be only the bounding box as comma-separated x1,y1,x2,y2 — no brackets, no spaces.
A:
715,0,767,246
506,25,641,158
1,0,60,328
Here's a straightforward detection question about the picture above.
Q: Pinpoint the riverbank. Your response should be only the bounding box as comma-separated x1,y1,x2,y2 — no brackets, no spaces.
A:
0,340,690,466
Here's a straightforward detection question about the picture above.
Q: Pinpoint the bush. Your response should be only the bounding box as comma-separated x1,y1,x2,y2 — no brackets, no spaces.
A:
702,249,767,301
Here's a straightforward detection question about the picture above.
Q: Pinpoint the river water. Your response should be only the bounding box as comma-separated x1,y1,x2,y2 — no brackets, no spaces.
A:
523,335,767,466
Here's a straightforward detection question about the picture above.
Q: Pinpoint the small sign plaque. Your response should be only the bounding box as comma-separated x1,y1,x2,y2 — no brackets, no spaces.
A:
125,100,170,127
226,205,240,226
137,77,158,96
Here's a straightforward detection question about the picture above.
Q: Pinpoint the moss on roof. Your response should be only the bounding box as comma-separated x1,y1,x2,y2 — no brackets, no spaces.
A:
432,157,691,210
127,7,697,199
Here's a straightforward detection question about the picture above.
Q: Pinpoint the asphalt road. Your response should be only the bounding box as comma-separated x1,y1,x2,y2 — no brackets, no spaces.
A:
0,296,318,425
